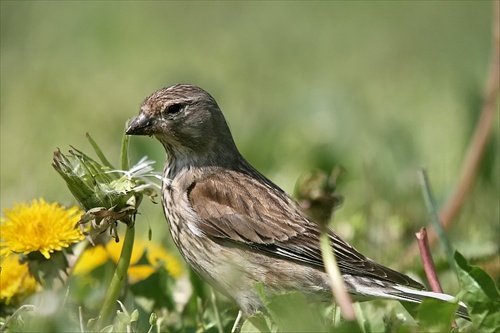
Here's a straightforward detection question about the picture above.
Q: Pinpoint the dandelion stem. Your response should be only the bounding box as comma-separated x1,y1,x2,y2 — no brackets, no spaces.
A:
97,127,136,328
97,225,135,328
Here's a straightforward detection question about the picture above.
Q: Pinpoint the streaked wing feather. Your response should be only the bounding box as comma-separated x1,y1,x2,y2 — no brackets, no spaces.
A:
188,170,424,289
189,170,305,243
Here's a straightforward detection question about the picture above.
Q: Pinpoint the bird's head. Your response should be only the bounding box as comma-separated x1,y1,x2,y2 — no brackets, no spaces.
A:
126,84,238,160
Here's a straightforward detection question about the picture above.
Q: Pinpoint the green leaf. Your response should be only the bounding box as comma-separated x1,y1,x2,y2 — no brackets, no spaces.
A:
263,291,328,332
254,284,364,332
87,132,115,169
120,122,130,170
26,250,70,288
241,312,275,333
455,251,500,302
130,268,177,311
99,325,114,333
333,320,365,333
253,281,269,306
417,298,457,332
357,302,394,332
455,251,500,332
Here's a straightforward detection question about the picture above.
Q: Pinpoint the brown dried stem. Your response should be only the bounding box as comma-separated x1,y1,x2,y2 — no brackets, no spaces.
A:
416,228,443,293
416,228,459,329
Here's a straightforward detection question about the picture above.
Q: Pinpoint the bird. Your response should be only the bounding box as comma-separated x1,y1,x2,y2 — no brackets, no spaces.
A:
126,83,468,321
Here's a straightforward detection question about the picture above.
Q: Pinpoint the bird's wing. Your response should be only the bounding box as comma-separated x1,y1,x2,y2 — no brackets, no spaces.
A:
187,170,423,289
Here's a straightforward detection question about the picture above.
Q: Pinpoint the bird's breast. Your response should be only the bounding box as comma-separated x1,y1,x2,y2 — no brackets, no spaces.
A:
161,168,206,250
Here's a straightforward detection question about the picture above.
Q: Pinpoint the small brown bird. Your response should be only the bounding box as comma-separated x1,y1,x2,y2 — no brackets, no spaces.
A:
126,84,467,319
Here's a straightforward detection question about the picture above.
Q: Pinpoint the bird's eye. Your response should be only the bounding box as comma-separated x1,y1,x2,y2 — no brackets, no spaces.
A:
166,104,182,114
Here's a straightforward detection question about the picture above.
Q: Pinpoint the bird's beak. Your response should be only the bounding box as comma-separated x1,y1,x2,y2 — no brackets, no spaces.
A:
126,113,155,136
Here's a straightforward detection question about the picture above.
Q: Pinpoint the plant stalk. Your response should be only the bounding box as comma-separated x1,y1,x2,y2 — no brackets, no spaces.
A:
319,230,356,321
418,169,455,272
97,225,135,329
97,126,135,329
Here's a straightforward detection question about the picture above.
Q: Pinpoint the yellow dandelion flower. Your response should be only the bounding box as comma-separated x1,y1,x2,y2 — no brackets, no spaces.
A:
1,199,84,259
128,265,156,283
72,241,147,281
106,239,145,267
72,238,183,282
105,240,151,283
0,255,38,304
146,242,183,279
72,245,109,275
105,239,183,281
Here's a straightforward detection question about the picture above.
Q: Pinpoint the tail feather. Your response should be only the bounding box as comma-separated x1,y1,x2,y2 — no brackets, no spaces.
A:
392,285,469,320
344,275,469,320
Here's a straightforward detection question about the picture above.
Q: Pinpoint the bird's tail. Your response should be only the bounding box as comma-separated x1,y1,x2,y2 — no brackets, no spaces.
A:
391,285,469,320
344,275,469,320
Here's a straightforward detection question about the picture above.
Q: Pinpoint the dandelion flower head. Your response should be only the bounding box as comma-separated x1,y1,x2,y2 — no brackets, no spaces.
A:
0,255,38,304
1,198,84,259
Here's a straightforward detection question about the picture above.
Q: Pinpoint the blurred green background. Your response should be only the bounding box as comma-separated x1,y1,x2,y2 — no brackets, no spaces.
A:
1,1,498,286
